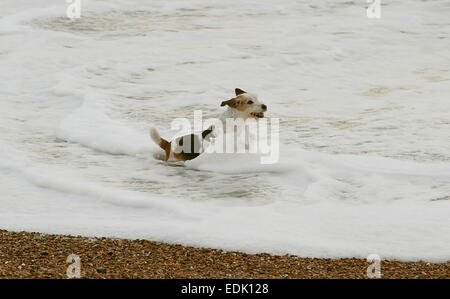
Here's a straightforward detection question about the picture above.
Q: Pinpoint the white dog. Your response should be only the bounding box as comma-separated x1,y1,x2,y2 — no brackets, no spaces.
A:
150,88,267,162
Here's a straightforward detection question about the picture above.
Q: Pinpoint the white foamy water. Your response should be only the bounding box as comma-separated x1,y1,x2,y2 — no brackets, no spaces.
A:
0,0,449,261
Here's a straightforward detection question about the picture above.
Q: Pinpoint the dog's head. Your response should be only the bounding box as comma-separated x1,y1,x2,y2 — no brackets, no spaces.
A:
220,88,267,119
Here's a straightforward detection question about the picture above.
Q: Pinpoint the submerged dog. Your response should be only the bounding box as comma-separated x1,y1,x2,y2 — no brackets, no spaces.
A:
150,126,213,162
150,88,267,162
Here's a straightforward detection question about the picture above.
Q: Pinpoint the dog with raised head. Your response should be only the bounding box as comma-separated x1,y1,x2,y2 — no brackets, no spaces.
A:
219,88,267,127
150,88,267,162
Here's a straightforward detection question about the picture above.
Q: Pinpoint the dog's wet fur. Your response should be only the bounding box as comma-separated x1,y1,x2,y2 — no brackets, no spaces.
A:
150,126,213,162
150,88,267,162
220,88,267,119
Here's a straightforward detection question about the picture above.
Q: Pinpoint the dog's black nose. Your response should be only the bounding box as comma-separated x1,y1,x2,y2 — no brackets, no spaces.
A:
261,104,267,111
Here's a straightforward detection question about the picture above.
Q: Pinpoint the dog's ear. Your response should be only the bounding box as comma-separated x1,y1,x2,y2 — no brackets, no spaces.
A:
235,88,246,96
220,98,237,107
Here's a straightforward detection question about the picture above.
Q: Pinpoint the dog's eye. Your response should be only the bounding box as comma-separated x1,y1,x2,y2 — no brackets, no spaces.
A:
248,101,254,104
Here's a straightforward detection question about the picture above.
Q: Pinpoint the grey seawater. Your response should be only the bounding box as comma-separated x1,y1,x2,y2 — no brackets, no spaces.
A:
13,3,450,203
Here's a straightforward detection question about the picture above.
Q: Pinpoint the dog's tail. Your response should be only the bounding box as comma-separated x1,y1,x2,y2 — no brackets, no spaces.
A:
150,127,169,150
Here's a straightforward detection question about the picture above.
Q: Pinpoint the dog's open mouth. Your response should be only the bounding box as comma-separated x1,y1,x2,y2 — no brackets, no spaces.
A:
250,112,265,118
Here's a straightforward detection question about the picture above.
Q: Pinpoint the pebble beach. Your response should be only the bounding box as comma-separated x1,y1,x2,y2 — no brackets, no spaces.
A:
1,230,448,279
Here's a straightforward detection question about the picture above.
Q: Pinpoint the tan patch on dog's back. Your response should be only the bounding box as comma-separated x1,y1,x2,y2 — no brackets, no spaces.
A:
171,134,202,161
